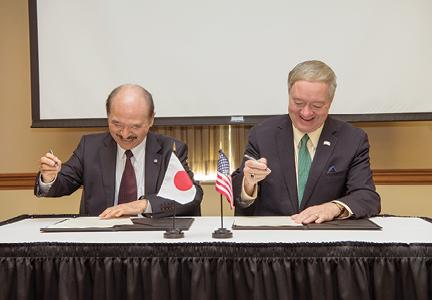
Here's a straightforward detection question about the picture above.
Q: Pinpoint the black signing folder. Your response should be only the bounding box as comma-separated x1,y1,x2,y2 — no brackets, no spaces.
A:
306,218,381,230
40,216,194,232
232,217,381,230
131,217,194,230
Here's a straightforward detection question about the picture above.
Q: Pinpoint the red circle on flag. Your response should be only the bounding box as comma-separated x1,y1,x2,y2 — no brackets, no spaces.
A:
174,171,193,191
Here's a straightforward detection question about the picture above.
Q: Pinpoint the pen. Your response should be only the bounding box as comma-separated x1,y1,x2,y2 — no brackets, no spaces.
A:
244,154,271,172
48,149,58,167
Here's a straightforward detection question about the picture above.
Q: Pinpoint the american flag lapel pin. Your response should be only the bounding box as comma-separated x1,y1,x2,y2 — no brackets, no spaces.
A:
323,141,331,146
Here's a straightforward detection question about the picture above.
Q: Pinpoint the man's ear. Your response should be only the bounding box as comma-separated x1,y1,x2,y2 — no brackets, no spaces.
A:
148,112,155,127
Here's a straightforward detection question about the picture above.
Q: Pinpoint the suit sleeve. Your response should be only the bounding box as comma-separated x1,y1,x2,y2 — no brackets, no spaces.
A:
146,142,203,217
232,126,261,216
336,131,381,218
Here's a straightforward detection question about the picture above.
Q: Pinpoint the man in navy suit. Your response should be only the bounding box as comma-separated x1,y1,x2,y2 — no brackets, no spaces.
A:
35,84,202,218
232,60,380,223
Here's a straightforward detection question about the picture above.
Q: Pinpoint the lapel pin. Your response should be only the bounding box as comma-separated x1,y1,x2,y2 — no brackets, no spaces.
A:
323,141,331,146
153,159,158,163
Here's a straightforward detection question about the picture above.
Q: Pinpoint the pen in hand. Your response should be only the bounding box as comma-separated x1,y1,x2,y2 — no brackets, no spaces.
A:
244,154,271,172
48,149,59,167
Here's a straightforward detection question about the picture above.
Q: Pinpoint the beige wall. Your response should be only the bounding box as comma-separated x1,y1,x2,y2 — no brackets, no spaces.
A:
362,121,432,169
0,0,431,221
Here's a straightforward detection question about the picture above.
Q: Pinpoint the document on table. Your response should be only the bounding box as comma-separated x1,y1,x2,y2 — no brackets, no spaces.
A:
40,216,195,232
233,216,303,228
45,217,133,229
232,216,382,230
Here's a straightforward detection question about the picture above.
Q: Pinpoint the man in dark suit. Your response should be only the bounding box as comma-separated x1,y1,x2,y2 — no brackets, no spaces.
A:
232,60,380,223
35,84,202,218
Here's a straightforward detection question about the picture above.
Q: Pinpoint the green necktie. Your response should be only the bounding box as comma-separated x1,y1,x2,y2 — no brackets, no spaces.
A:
297,134,311,205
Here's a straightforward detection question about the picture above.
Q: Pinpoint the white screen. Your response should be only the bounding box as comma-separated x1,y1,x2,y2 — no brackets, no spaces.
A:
33,0,432,123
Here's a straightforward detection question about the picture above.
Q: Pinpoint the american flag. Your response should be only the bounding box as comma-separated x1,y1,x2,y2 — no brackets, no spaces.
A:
215,149,234,208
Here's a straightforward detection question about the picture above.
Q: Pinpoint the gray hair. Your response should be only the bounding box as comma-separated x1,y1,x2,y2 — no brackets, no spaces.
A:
288,60,337,101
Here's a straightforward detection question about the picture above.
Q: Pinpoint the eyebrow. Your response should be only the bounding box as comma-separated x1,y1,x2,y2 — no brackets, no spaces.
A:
293,98,327,104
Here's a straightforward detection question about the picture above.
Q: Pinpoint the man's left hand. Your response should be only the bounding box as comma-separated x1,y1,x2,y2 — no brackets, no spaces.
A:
291,202,341,224
99,200,148,219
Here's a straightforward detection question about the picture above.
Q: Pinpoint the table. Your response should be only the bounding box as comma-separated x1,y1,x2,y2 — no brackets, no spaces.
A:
0,216,431,300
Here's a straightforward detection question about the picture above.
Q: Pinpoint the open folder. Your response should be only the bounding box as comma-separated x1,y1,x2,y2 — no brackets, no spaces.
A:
40,216,194,232
232,217,381,230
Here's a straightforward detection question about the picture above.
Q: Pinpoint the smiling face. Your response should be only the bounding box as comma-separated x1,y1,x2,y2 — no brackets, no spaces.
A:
107,86,154,150
288,80,331,133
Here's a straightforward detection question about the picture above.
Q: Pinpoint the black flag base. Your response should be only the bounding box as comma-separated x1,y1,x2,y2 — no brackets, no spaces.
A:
164,228,184,239
212,227,233,239
162,202,184,239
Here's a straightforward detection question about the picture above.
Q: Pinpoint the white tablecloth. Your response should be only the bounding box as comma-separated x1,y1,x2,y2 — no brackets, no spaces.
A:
0,216,430,244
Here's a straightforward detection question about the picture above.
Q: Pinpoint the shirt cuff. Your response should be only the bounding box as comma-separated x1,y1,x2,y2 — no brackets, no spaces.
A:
239,176,258,207
331,200,353,219
38,174,56,193
138,196,152,213
144,201,152,213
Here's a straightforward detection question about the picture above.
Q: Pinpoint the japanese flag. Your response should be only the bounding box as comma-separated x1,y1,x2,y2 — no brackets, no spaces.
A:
157,152,196,204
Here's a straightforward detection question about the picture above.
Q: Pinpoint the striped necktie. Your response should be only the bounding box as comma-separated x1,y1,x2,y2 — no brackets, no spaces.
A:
297,134,311,205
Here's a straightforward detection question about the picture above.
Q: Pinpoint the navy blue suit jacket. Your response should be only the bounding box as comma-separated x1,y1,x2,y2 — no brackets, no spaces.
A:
232,115,380,217
35,132,202,216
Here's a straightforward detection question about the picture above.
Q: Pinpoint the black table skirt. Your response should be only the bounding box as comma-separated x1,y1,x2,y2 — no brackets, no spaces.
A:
1,242,431,300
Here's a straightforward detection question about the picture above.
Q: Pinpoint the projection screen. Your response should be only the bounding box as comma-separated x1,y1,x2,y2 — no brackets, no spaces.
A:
29,0,432,127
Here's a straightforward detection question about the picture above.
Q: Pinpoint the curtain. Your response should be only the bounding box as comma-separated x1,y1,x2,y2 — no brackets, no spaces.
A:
154,125,252,178
1,242,431,300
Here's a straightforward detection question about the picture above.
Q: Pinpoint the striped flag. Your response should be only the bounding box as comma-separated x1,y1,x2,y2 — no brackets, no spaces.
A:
215,150,234,208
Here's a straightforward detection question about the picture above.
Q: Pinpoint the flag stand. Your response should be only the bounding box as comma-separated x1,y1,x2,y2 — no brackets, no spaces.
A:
212,195,233,239
164,203,184,239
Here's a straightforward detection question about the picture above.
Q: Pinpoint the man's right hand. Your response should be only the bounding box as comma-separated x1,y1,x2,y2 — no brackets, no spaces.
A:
39,152,62,183
243,157,271,195
99,200,148,219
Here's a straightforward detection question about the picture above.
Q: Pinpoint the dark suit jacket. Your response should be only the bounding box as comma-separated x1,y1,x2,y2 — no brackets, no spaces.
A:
233,115,380,217
35,132,202,216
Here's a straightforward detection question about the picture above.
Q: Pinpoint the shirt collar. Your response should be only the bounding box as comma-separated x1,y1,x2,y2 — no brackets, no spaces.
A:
117,137,147,161
292,123,324,150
